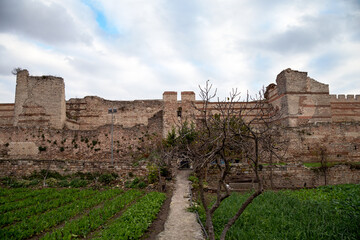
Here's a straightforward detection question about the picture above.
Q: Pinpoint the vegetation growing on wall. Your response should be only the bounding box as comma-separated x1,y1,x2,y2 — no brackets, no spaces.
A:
0,170,145,189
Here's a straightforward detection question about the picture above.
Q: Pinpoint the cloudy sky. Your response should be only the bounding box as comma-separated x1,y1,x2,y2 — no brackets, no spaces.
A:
0,0,359,102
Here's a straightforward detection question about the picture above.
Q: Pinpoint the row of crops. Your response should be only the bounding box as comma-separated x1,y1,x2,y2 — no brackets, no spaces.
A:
195,184,360,240
0,188,166,240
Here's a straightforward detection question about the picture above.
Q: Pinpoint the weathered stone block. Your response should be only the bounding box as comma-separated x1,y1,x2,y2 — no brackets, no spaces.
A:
9,142,38,156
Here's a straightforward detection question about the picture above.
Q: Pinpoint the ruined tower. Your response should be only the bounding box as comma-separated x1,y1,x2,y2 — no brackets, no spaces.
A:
13,70,66,129
266,69,332,127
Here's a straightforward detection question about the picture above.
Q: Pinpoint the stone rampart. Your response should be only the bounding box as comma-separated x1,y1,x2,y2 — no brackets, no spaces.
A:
264,164,360,189
0,104,14,126
0,159,147,178
0,108,162,162
8,142,38,156
162,91,265,136
0,68,359,187
66,96,163,130
283,122,360,164
267,69,332,127
162,91,179,136
207,163,360,190
14,70,66,129
330,94,360,123
4,69,360,132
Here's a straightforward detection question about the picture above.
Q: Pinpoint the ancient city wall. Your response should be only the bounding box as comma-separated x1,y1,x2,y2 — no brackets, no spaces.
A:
0,104,14,126
330,94,360,123
66,96,163,130
4,69,360,133
13,70,66,129
0,109,162,161
266,69,332,127
0,69,359,188
0,109,162,177
162,91,197,136
162,91,265,136
205,162,360,190
283,122,360,164
0,159,148,178
228,164,360,189
265,164,360,189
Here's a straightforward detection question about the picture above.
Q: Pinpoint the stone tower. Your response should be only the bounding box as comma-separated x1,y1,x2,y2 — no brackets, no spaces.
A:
266,69,332,127
13,70,66,129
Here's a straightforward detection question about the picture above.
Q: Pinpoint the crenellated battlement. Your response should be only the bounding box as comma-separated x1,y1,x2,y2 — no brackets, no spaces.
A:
0,68,359,185
330,94,360,102
1,69,359,133
330,94,360,123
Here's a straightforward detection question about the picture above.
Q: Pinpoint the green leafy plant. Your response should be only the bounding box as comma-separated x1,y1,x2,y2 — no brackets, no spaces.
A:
70,179,88,188
147,164,159,184
0,189,121,239
196,184,360,240
45,178,58,187
124,177,147,189
0,189,89,227
93,192,166,239
41,190,143,240
137,181,147,189
98,174,116,184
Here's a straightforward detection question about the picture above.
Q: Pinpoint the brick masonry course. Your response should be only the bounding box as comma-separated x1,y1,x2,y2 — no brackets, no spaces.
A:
0,68,359,188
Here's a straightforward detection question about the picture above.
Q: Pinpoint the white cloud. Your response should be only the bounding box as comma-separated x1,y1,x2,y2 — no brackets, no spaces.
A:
0,0,359,103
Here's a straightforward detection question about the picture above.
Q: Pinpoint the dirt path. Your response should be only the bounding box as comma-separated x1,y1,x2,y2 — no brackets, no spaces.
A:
156,170,204,240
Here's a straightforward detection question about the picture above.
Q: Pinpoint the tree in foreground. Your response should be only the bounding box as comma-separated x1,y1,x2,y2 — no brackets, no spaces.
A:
165,81,286,240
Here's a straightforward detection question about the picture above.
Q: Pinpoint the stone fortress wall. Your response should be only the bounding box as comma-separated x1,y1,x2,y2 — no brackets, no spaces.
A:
0,68,359,188
0,103,14,126
330,94,360,123
65,97,163,130
266,69,360,126
13,70,66,129
2,69,358,134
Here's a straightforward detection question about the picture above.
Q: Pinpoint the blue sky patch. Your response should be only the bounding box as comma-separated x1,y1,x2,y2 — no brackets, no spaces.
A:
81,0,119,35
310,53,340,74
0,0,359,102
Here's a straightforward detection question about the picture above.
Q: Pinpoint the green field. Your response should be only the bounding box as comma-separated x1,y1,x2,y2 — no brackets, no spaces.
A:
196,184,360,240
0,188,166,240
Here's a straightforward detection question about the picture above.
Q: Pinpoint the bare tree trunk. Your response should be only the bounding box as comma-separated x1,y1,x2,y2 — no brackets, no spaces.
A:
320,148,327,186
219,188,263,240
220,137,265,240
42,162,51,187
198,176,216,240
205,165,209,183
270,152,274,189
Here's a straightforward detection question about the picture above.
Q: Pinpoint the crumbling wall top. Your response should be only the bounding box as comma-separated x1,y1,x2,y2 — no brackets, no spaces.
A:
14,70,66,129
275,68,329,94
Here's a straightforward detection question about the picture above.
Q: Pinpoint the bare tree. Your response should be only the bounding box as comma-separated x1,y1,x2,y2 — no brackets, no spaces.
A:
164,81,286,240
320,147,328,186
311,144,328,186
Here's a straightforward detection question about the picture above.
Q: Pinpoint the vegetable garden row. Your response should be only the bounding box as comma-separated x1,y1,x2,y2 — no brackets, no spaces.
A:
195,184,360,240
0,188,166,240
